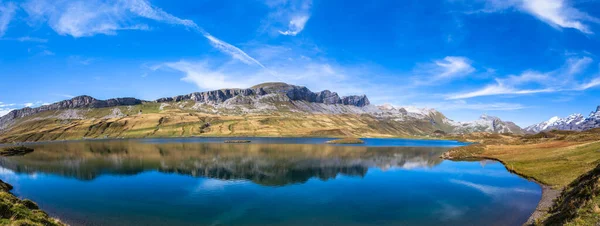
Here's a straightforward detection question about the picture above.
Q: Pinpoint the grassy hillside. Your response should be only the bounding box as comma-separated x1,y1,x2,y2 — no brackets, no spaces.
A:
0,180,64,226
0,104,446,143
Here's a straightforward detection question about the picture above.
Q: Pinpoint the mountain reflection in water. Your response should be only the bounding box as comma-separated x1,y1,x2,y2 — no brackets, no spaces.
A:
0,140,447,186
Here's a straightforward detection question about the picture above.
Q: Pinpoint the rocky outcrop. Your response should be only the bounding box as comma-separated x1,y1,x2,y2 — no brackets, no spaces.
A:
155,82,370,107
0,96,143,129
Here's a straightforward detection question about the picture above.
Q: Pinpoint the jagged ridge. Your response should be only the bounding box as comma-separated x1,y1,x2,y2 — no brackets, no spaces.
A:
525,106,600,133
155,82,370,107
0,95,143,129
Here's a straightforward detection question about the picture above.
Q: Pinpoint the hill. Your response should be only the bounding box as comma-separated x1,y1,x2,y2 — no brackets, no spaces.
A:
0,83,523,143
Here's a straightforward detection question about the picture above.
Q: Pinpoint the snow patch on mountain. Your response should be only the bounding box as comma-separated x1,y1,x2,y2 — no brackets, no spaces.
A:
525,112,589,133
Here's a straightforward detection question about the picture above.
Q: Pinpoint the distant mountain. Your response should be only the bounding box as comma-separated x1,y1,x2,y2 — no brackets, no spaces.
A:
450,114,524,134
525,106,600,133
0,82,523,143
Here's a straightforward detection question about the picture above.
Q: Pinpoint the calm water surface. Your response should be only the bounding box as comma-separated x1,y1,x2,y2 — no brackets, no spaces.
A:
0,138,540,226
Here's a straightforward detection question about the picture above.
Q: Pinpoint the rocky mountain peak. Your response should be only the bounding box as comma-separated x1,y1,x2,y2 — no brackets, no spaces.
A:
0,96,143,130
525,106,598,133
479,114,501,121
156,82,370,107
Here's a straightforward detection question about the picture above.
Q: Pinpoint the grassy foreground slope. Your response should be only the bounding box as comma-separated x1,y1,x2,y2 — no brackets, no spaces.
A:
442,130,600,225
0,180,64,226
0,104,443,143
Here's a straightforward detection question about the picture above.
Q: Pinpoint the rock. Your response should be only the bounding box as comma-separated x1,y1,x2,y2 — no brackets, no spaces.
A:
20,199,39,210
0,180,13,191
0,146,34,156
224,140,251,143
326,138,365,144
342,95,370,107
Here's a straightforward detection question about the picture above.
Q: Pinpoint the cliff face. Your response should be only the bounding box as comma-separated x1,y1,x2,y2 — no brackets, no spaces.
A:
0,96,143,129
155,83,370,107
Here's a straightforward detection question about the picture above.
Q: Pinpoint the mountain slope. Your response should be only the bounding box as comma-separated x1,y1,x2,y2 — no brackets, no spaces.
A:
525,106,600,133
0,83,522,143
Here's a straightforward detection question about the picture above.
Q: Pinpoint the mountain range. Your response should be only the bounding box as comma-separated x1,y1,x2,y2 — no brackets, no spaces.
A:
524,106,600,133
0,82,524,143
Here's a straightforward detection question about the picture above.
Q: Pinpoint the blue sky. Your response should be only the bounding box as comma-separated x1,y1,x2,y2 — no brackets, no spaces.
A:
1,0,600,127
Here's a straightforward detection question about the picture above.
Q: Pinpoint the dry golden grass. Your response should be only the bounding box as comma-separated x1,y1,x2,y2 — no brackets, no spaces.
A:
0,110,439,143
479,141,600,187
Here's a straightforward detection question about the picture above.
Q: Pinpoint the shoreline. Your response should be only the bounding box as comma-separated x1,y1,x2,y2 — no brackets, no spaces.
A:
525,185,560,225
0,135,466,147
442,154,560,225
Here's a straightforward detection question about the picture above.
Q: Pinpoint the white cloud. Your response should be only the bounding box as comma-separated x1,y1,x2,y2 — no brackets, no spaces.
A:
0,102,15,117
150,47,371,96
21,0,151,37
265,0,312,36
21,0,265,68
204,34,266,68
154,60,260,90
447,56,595,99
435,56,475,78
16,36,48,42
577,76,600,90
413,56,475,84
52,93,75,99
447,84,554,99
279,15,309,36
411,100,526,111
475,0,599,34
0,0,17,37
24,103,33,107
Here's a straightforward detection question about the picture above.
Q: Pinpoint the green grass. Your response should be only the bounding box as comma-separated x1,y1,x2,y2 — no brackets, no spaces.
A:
0,180,63,225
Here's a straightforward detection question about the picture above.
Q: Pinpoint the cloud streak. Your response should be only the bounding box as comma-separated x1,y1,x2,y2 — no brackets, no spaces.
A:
20,0,265,68
0,0,17,37
279,15,309,36
413,56,475,85
447,56,598,99
265,0,312,36
473,0,599,34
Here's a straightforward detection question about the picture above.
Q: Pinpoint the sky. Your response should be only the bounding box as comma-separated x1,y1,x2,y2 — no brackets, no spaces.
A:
1,0,600,127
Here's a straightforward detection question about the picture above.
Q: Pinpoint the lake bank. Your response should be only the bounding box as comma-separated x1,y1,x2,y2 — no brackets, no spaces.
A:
441,130,600,225
0,179,64,225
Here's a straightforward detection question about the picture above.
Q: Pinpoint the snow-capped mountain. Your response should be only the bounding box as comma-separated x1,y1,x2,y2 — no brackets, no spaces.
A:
525,106,600,133
450,114,523,134
375,104,523,134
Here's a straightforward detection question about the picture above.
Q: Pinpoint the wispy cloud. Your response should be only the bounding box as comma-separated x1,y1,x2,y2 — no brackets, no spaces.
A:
0,0,17,37
0,102,16,117
409,100,526,111
152,60,261,90
264,0,312,36
447,56,597,99
469,0,599,34
450,179,538,196
4,36,49,43
279,15,309,36
150,45,372,96
52,93,75,99
203,34,266,68
21,0,265,68
413,56,475,84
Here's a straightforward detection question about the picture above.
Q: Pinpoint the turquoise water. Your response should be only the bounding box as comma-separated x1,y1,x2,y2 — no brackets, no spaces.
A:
0,138,540,226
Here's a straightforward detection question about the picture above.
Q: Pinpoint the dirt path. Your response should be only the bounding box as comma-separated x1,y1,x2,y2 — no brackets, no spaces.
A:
525,185,561,225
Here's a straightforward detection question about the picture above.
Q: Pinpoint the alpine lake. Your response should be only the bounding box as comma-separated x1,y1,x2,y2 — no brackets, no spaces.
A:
0,137,541,226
